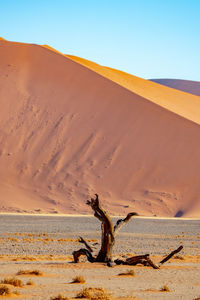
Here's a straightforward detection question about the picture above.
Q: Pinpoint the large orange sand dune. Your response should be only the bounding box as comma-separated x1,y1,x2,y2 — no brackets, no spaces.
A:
0,39,200,217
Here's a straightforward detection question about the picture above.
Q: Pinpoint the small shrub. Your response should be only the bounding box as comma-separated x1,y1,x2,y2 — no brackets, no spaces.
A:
71,275,86,284
1,277,23,287
160,285,170,292
118,269,135,276
76,287,111,299
17,269,43,276
50,294,69,300
0,285,10,295
26,279,34,285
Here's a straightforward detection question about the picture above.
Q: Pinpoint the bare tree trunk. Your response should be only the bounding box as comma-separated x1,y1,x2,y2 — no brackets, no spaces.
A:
87,194,115,262
73,194,138,263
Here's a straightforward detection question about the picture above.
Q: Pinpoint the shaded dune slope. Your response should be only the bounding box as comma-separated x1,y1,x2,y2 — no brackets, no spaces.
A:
150,78,200,97
0,40,200,217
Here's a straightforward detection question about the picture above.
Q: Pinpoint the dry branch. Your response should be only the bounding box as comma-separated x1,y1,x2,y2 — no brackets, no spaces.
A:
78,237,93,253
114,212,139,234
114,245,183,269
73,248,94,263
159,245,183,265
115,254,159,269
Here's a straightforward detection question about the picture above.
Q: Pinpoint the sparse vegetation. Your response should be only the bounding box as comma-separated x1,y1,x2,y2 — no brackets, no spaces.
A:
174,255,184,260
50,294,69,300
118,269,135,276
160,285,170,292
26,279,34,285
12,256,36,261
76,287,111,299
13,290,20,295
17,269,43,276
71,275,86,283
0,285,10,295
1,277,23,287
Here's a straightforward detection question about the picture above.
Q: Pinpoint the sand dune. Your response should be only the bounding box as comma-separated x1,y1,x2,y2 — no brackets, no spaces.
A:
66,55,200,125
150,78,200,96
0,38,200,217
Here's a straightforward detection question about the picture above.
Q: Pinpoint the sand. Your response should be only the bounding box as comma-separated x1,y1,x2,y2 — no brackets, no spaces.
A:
0,38,200,217
0,215,199,299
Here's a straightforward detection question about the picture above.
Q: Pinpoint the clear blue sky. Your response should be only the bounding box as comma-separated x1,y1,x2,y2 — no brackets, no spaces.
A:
1,0,199,81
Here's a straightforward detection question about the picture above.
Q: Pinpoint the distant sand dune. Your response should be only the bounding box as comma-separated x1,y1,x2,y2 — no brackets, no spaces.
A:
0,38,200,217
150,78,200,96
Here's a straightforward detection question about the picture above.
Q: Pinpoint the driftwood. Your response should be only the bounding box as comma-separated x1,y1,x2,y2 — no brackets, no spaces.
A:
72,194,183,268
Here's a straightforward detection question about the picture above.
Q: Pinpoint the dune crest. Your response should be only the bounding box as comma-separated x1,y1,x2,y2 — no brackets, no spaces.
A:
0,38,200,217
66,54,200,125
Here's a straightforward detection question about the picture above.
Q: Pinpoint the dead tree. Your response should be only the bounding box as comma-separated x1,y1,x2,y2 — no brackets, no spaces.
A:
72,194,183,268
73,193,138,263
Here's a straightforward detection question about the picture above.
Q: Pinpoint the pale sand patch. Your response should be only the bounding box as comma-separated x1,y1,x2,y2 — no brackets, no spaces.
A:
0,213,199,221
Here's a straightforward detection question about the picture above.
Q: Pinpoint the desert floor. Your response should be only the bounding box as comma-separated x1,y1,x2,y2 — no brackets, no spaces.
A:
0,214,199,299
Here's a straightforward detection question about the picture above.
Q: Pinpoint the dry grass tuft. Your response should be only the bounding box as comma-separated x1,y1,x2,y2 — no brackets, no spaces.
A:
50,294,69,300
71,275,86,284
76,287,111,299
118,269,135,276
1,277,23,287
174,255,184,260
26,279,34,285
0,285,11,295
13,290,20,295
160,285,170,292
17,269,43,276
12,256,36,262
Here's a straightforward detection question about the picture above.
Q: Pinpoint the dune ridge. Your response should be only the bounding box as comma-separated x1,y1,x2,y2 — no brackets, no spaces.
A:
0,38,200,217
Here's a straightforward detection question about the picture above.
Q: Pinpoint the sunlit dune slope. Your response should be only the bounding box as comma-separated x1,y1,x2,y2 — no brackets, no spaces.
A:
42,44,64,55
0,39,200,217
66,54,200,125
150,78,200,97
